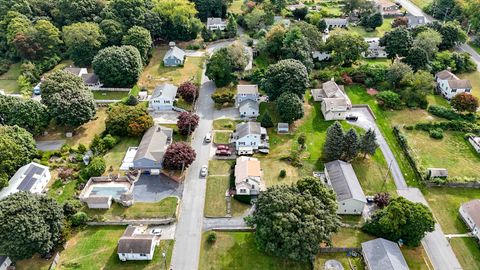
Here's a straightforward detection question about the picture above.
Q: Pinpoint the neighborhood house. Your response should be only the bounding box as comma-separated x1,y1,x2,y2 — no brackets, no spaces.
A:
236,85,260,118
0,162,50,200
363,38,387,58
406,14,426,28
286,3,306,11
64,67,102,88
206,17,227,31
323,160,366,215
0,256,11,270
467,135,480,153
149,83,178,111
231,122,269,153
323,18,348,30
234,156,264,195
79,173,136,209
132,125,173,174
375,0,402,17
435,69,472,100
361,238,410,270
459,199,480,242
163,42,186,67
118,226,156,261
311,79,352,121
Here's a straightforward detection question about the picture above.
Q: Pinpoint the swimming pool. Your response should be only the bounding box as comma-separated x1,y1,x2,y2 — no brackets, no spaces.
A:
90,186,128,199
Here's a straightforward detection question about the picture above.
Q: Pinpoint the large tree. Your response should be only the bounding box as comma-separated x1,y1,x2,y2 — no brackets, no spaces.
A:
105,104,153,137
99,19,125,47
359,129,378,158
380,26,413,59
261,59,309,100
263,24,286,59
0,192,64,260
163,142,196,170
122,26,152,64
177,81,199,103
323,121,344,161
62,22,105,66
363,197,435,247
325,29,368,66
54,0,105,25
153,0,202,41
451,93,479,113
386,61,412,88
0,95,50,135
206,43,248,87
361,12,383,30
0,125,37,187
192,0,226,21
400,70,435,108
92,45,143,87
404,46,430,71
342,128,360,162
431,21,467,50
281,27,313,71
41,70,96,127
177,112,199,135
413,29,442,60
276,92,304,124
246,177,340,262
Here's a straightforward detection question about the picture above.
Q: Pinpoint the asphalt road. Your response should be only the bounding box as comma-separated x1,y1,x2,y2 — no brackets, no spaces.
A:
396,0,480,71
170,65,216,269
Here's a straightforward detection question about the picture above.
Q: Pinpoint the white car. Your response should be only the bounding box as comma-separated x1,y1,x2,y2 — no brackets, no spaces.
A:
151,228,162,235
204,133,212,143
200,165,208,177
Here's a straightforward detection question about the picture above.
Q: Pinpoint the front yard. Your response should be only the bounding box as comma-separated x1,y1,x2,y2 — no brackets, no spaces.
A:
350,18,394,38
214,131,232,144
56,226,174,270
450,237,480,270
92,90,130,100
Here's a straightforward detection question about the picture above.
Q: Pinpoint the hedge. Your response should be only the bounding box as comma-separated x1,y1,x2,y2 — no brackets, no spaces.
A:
392,126,424,181
427,105,476,122
414,120,480,134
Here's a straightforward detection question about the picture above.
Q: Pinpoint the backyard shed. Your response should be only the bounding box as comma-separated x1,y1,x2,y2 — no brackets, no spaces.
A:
277,123,289,133
426,168,448,179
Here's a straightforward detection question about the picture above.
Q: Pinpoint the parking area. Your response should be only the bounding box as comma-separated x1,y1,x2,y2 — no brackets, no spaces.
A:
133,174,184,202
150,111,180,124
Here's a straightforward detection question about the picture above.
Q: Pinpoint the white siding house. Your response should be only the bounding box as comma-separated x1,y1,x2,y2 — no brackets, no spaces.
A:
206,17,227,31
118,226,156,261
0,162,51,200
363,38,387,58
311,79,352,121
231,122,269,152
0,256,11,270
324,18,348,30
235,156,264,195
459,199,480,241
235,85,259,106
149,84,178,111
239,100,259,118
435,69,472,100
324,160,367,215
163,43,186,67
467,135,480,153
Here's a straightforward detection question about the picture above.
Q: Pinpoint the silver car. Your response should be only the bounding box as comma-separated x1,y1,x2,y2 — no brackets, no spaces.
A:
200,165,208,177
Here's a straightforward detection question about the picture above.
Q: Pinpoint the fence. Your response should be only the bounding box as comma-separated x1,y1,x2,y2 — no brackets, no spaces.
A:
425,181,480,188
318,247,361,253
49,252,60,270
90,87,131,92
87,218,175,226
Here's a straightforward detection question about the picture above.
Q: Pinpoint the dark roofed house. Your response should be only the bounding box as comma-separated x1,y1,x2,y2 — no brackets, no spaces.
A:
0,256,11,270
324,160,366,215
0,162,51,200
118,225,156,261
81,73,102,87
163,42,186,67
459,199,480,241
132,125,173,173
362,238,409,270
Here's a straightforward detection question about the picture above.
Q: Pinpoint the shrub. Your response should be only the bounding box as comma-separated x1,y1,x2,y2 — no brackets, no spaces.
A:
71,211,88,226
178,81,199,103
279,169,286,178
429,128,444,139
86,157,106,177
234,195,252,204
0,58,10,75
77,144,87,154
63,199,82,217
376,91,401,110
125,95,139,106
427,105,476,122
374,192,391,208
260,112,274,128
207,232,217,244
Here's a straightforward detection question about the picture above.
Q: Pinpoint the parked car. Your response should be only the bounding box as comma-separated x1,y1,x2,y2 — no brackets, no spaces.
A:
200,165,208,177
346,114,358,121
366,195,375,203
204,133,212,143
151,228,163,235
216,149,232,156
217,144,229,150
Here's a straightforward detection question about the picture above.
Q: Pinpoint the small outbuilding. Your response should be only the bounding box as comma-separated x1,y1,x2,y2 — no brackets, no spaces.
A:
426,168,448,180
277,123,289,133
163,42,186,67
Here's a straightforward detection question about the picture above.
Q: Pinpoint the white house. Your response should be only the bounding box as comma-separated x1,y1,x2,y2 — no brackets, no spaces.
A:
64,67,102,88
239,100,259,118
0,256,11,270
362,238,409,270
459,199,480,241
467,135,480,153
435,69,472,100
324,160,367,215
234,156,264,195
363,38,387,58
231,122,269,152
163,42,186,67
236,85,259,106
311,79,352,121
0,162,51,200
118,226,156,261
149,83,178,111
206,17,227,31
324,18,348,30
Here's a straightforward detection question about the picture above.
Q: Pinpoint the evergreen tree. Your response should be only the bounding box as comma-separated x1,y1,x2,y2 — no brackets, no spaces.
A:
225,14,237,38
323,121,344,161
360,129,378,158
342,128,360,161
260,112,274,128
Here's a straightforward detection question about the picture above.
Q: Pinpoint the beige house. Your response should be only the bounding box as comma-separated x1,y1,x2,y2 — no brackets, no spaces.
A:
234,156,265,195
459,199,480,241
311,79,352,121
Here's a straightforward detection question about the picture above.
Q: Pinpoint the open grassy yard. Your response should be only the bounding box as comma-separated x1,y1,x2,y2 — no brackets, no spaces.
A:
387,108,440,126
404,130,480,179
214,131,232,144
92,90,130,100
16,254,53,270
84,197,178,220
426,94,451,107
423,187,480,234
161,124,189,142
199,231,310,270
314,253,364,270
409,0,433,8
229,0,244,14
450,237,480,270
319,3,343,16
361,58,391,66
57,226,174,270
213,118,240,130
139,46,204,90
350,18,394,38
352,152,396,195
48,179,79,204
209,160,234,175
204,175,229,217
0,63,21,93
458,72,480,100
103,137,140,174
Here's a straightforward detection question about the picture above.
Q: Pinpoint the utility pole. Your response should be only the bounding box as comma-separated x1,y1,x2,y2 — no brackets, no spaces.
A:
382,159,393,191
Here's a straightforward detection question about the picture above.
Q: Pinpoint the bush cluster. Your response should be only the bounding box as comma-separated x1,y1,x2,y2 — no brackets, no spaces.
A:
427,105,476,122
415,121,480,134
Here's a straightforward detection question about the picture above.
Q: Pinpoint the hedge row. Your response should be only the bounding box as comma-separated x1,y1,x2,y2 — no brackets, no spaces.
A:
392,126,424,181
427,105,476,122
414,120,480,134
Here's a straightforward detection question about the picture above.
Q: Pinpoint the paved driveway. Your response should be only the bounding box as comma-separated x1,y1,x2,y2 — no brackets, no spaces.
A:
36,140,66,151
151,111,180,124
133,174,183,202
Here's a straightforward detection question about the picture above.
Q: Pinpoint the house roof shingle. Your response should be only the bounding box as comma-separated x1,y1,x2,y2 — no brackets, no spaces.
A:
134,125,173,163
323,18,348,26
239,100,259,112
362,238,409,270
117,225,156,254
462,199,480,226
448,79,472,89
237,85,258,95
325,160,366,203
234,122,262,138
207,17,225,26
235,156,262,185
152,83,178,100
81,73,100,85
164,46,185,61
436,70,458,80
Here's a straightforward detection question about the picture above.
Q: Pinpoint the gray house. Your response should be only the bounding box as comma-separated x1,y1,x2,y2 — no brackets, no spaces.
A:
361,238,409,270
235,85,259,107
324,160,366,215
163,43,186,67
132,125,173,173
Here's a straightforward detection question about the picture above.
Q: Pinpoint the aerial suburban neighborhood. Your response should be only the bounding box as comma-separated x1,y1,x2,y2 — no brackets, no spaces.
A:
0,0,480,269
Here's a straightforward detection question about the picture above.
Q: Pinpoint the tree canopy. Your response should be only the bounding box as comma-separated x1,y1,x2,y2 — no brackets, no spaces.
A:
325,29,368,66
62,22,105,66
451,93,479,112
105,103,153,137
122,26,152,64
276,92,304,124
380,26,413,59
0,95,50,135
261,59,309,100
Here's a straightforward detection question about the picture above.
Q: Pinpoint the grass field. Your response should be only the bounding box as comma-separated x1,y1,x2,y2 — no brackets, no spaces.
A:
103,137,140,174
92,91,130,100
458,71,480,100
0,63,21,93
229,0,244,14
350,18,394,38
57,226,174,270
84,197,178,220
139,47,204,90
199,232,310,270
16,254,53,270
213,118,240,130
409,0,433,8
214,131,232,144
48,179,79,204
423,187,480,234
450,237,480,270
204,175,229,217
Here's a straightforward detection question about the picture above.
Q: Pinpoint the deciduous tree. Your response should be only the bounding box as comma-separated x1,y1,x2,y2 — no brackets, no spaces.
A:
380,26,413,59
105,104,152,137
177,112,200,135
122,26,152,64
99,19,125,47
261,59,309,100
451,93,479,113
276,92,304,124
163,142,196,170
177,81,199,103
325,29,368,66
62,22,105,66
0,95,50,135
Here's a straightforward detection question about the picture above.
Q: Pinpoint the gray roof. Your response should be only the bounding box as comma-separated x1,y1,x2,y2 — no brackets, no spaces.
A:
461,199,480,226
134,125,173,163
164,46,185,61
207,17,226,26
118,225,155,254
325,160,366,203
237,85,258,95
152,83,178,100
0,256,8,266
436,70,458,80
407,14,425,27
64,67,83,76
239,100,259,112
427,168,448,177
324,18,348,26
362,238,409,270
323,80,343,98
81,73,100,84
448,79,472,89
234,122,262,138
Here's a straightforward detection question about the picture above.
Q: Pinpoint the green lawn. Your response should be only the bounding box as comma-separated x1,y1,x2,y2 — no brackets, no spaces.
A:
352,153,397,195
0,62,21,93
161,124,189,142
84,197,178,220
103,137,140,174
426,94,451,107
315,253,365,270
204,176,229,217
319,3,343,17
48,179,79,204
212,118,239,130
174,96,194,111
16,254,53,270
361,58,391,66
229,0,244,14
57,226,174,270
92,91,130,100
209,160,234,175
450,237,480,270
423,187,480,234
350,18,394,38
214,131,232,144
199,232,310,270
458,71,480,100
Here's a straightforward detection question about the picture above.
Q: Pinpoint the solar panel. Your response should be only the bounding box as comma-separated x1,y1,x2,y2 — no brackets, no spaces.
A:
17,165,45,191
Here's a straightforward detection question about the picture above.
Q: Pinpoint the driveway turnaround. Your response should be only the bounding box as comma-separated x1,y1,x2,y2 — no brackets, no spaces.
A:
36,140,66,151
133,174,183,202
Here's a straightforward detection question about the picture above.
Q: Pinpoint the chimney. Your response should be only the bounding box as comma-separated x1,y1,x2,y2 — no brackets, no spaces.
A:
331,77,335,82
169,41,175,48
446,67,452,72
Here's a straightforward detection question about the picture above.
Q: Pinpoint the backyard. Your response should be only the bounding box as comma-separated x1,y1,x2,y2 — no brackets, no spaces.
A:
56,226,173,270
103,137,141,174
92,90,130,100
138,46,204,90
199,231,310,270
350,18,394,38
0,63,20,93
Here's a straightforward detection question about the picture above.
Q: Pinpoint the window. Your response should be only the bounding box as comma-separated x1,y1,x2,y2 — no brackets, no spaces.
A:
140,253,146,257
342,202,345,205
240,189,246,193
